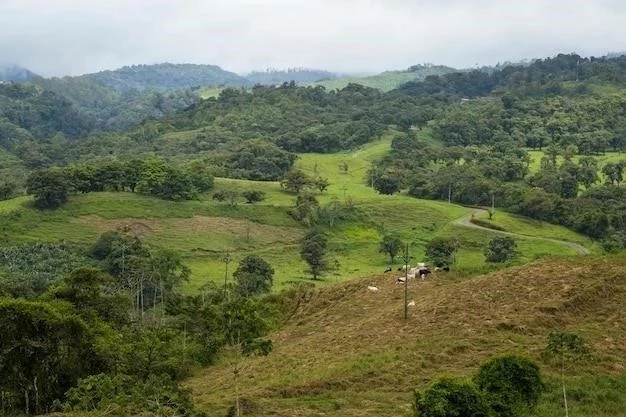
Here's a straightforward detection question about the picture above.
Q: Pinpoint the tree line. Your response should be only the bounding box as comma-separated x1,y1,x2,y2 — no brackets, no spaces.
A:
25,158,215,208
371,131,626,249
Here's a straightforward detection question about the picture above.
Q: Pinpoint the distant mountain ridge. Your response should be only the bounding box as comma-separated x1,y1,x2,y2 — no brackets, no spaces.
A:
78,63,251,90
0,64,36,82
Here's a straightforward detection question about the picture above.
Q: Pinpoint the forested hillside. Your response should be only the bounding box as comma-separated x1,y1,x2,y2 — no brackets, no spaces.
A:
372,53,626,249
31,75,200,131
3,82,435,181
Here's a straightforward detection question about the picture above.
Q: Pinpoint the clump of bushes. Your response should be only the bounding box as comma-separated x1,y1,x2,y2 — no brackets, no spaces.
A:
415,355,543,417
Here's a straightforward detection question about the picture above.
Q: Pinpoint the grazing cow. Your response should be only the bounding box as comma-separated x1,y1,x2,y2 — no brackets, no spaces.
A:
435,263,450,272
384,266,392,273
367,285,379,292
407,300,415,307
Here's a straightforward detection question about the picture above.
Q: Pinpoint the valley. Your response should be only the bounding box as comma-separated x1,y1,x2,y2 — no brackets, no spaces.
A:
0,51,625,417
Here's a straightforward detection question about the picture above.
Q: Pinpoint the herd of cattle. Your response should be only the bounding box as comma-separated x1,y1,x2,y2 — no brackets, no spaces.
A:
389,263,449,283
366,263,449,292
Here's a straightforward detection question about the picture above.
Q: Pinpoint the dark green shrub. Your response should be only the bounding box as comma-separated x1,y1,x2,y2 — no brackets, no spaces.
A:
242,190,266,204
484,236,519,263
474,355,543,417
415,377,489,417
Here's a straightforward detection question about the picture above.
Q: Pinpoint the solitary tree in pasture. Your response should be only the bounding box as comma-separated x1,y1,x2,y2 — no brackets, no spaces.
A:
379,235,403,264
233,255,274,296
484,236,519,263
300,228,329,279
281,169,312,193
425,237,459,266
373,174,400,195
474,355,543,417
602,161,625,186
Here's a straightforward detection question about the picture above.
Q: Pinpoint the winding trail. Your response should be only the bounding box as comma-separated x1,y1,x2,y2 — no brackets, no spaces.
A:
454,208,591,255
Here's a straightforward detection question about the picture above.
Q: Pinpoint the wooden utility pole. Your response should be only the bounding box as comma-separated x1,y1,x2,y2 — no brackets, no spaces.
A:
403,243,409,320
223,250,232,297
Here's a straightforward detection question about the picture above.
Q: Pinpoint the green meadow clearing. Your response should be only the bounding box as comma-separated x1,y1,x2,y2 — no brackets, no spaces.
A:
0,139,595,293
528,149,625,177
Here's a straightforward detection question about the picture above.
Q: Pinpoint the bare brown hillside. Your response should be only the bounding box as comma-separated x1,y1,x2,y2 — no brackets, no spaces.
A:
187,257,626,417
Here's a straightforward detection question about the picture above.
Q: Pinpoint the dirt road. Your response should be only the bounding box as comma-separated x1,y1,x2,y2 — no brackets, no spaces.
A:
454,208,591,255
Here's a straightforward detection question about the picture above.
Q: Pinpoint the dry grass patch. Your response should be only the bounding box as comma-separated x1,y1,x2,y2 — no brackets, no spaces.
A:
166,216,303,244
73,215,161,237
187,257,626,417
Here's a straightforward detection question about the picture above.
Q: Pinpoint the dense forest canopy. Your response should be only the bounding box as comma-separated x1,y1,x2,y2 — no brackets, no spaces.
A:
397,53,626,100
371,53,626,246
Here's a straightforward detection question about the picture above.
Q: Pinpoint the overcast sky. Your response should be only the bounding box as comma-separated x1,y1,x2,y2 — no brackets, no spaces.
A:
1,0,625,77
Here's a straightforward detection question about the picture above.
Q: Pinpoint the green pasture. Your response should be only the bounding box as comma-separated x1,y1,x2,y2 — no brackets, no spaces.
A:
475,210,594,248
197,87,222,99
0,139,595,293
314,71,425,92
528,149,625,178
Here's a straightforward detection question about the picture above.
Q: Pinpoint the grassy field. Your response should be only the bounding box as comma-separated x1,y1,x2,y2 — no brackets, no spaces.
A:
0,139,594,293
186,256,626,417
314,66,457,92
197,87,222,98
314,71,429,92
474,210,597,248
528,149,625,180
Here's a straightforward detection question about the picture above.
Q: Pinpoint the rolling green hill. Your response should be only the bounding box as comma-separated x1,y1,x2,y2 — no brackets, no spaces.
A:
0,139,594,296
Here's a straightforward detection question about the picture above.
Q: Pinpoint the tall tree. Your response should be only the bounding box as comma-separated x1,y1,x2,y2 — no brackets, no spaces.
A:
425,237,459,267
300,228,329,279
0,300,100,415
25,168,70,209
232,255,274,296
379,235,403,264
602,162,625,186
